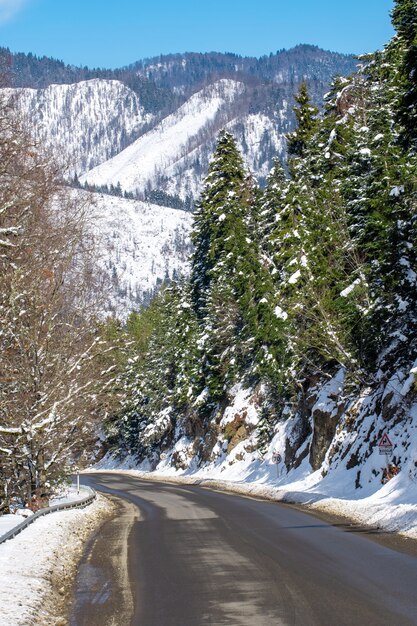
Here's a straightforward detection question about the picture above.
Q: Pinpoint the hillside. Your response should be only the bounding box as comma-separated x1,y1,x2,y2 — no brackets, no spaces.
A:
14,79,153,175
134,45,356,96
0,46,175,114
81,190,193,317
7,45,358,204
80,79,287,199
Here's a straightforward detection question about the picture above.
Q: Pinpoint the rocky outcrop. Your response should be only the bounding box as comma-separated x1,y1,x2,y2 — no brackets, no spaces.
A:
309,370,346,471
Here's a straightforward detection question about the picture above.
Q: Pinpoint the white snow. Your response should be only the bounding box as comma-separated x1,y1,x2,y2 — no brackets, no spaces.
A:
0,513,32,536
0,486,93,540
94,377,417,540
8,80,152,176
274,305,288,321
340,277,361,297
49,485,88,506
220,384,260,428
312,368,345,416
81,80,245,196
390,185,405,197
77,190,193,317
0,495,109,626
328,129,337,145
288,269,301,284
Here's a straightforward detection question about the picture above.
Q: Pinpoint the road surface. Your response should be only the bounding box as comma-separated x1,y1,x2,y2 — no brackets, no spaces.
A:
70,472,417,626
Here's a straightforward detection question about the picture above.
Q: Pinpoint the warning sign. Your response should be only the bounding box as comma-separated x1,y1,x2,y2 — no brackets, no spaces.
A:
379,433,393,455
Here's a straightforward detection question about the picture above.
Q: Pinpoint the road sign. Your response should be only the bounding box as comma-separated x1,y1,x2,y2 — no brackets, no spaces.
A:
379,433,393,455
272,452,282,464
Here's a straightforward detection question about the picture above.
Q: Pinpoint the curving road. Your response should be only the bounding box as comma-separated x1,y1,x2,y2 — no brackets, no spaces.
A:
70,473,417,626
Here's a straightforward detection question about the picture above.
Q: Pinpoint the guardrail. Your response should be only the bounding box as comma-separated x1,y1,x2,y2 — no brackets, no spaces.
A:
0,486,96,545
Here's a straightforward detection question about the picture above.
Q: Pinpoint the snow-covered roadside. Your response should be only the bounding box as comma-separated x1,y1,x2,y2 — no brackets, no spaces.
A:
89,460,417,541
0,514,28,537
0,486,94,541
91,372,417,542
49,484,91,507
0,494,113,626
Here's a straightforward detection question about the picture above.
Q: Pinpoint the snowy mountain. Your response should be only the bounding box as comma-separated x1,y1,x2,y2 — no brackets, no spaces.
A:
13,79,153,175
80,80,287,199
6,45,357,205
2,45,357,312
81,190,193,317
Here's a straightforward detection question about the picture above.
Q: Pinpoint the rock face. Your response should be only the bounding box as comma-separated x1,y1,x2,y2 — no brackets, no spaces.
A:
309,370,346,471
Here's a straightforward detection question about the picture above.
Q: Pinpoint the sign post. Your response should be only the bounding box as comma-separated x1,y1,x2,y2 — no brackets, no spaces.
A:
272,451,282,479
378,433,393,472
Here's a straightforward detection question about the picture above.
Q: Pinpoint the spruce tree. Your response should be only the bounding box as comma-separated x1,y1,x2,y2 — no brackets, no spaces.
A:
287,81,319,161
278,79,369,376
190,130,286,407
190,130,247,318
339,43,417,368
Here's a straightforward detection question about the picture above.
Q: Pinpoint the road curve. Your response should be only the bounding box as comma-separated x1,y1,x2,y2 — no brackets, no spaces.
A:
70,472,417,626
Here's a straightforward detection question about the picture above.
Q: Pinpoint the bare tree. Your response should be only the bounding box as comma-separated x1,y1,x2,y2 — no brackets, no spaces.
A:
0,91,119,512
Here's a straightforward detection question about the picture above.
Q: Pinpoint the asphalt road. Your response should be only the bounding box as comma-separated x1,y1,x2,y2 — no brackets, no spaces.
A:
70,473,417,626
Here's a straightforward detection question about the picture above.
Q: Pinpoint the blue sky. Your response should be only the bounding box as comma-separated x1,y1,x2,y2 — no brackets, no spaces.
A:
0,0,395,68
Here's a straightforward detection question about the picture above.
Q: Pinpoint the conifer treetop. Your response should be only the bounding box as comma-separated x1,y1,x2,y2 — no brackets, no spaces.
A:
287,81,319,160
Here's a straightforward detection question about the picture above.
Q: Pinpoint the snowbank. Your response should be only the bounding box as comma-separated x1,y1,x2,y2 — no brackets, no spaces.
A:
93,371,417,542
0,513,33,537
0,495,112,626
0,486,94,542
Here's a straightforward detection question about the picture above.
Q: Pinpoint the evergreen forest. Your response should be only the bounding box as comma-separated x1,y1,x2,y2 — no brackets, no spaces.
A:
106,0,417,473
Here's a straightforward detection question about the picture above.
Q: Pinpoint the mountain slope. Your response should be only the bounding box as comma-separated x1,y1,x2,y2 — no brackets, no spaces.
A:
82,190,193,317
80,80,290,199
80,79,247,197
132,46,357,97
6,45,358,203
13,79,153,175
0,46,176,114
